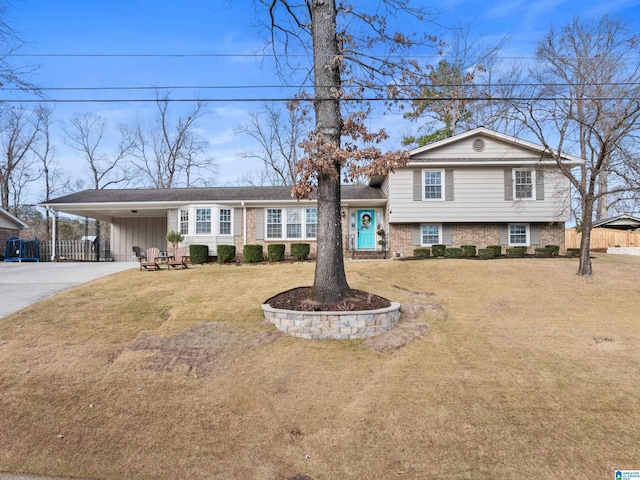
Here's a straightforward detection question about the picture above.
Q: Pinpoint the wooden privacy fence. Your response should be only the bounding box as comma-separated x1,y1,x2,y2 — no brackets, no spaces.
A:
39,240,112,262
565,227,640,249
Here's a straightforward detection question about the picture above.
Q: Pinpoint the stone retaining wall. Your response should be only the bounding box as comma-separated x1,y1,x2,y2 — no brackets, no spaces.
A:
262,302,401,340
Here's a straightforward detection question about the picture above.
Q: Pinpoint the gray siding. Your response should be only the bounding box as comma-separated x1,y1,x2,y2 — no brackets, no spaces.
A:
110,216,168,262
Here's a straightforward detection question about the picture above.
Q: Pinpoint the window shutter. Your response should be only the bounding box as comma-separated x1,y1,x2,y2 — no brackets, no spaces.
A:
504,169,513,200
530,224,540,245
411,224,421,245
445,169,454,201
234,208,242,236
168,208,178,231
499,224,509,244
442,224,452,245
413,170,422,201
536,170,545,200
255,208,264,240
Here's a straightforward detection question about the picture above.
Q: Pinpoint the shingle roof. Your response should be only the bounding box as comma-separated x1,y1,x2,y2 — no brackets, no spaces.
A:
44,185,386,205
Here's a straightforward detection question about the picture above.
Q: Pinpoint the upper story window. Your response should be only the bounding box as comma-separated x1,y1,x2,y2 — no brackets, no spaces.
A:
219,208,232,235
266,207,317,240
195,208,212,234
423,169,444,200
179,209,189,235
514,169,534,199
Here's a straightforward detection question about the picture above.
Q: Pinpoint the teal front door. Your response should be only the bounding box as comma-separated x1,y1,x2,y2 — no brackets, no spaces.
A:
357,209,375,249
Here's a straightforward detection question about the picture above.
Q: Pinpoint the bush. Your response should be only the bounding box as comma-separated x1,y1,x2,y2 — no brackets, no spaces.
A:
243,244,264,263
566,248,581,258
444,247,463,258
506,246,527,258
217,245,236,264
545,244,560,257
431,244,446,257
535,247,553,258
487,245,502,257
478,248,495,260
267,243,285,262
166,230,184,251
291,243,310,261
461,245,477,257
413,247,431,259
189,244,209,264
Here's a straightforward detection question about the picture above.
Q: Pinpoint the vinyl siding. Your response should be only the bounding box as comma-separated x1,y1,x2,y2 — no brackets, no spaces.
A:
388,166,571,223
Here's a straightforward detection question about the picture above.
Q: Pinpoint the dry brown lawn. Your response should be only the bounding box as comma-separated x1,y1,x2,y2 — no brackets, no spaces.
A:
0,254,639,480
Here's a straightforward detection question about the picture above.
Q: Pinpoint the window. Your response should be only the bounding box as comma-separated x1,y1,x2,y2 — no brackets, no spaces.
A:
514,169,534,199
219,208,231,235
266,208,282,239
179,209,189,235
509,224,529,245
306,208,317,238
286,209,302,238
421,224,441,245
195,208,211,234
423,170,444,200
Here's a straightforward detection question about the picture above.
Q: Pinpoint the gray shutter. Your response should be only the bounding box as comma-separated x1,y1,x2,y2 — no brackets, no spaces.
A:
530,224,540,245
499,224,509,245
255,208,264,240
445,169,454,201
504,169,513,200
411,224,421,245
536,170,545,200
442,224,452,245
413,170,422,201
234,208,242,236
168,208,178,231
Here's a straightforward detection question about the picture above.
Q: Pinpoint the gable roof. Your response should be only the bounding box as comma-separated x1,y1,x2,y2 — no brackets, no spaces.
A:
0,207,30,229
592,214,640,230
408,127,584,166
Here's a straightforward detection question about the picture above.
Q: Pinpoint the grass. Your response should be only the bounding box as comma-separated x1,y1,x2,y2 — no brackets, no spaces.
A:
1,255,639,479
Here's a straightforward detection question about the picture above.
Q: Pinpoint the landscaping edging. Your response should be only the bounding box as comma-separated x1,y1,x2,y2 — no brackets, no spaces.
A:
262,302,402,340
607,247,640,256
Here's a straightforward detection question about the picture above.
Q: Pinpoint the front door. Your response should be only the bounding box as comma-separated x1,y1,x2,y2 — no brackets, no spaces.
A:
357,209,375,249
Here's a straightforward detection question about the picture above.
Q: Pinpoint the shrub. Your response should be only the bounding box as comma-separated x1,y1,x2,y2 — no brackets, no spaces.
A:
413,247,431,259
566,248,581,257
461,245,477,257
487,245,502,257
478,248,495,260
267,244,285,262
217,245,236,264
506,246,527,258
431,244,446,257
166,230,184,251
243,244,264,263
189,244,209,264
545,245,560,257
291,243,310,261
535,247,553,258
444,247,463,258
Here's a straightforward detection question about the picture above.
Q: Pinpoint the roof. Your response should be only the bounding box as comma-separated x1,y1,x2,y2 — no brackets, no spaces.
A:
592,214,640,230
0,207,30,229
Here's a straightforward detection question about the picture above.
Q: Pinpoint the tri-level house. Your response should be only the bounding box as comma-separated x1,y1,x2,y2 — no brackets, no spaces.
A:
41,128,583,261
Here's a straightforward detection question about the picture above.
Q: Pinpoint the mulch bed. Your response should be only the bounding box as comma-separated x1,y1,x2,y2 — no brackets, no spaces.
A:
265,286,391,312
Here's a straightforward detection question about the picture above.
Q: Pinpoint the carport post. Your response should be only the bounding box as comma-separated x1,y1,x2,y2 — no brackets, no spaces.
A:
48,207,57,261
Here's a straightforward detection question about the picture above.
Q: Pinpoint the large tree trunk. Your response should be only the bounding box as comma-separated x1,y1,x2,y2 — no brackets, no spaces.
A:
309,0,352,303
578,195,595,276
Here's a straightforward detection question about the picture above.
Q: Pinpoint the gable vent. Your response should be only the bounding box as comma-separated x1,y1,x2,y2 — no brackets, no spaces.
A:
472,138,486,152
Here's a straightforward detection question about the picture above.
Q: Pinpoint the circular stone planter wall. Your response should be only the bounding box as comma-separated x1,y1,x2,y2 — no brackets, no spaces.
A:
262,302,401,340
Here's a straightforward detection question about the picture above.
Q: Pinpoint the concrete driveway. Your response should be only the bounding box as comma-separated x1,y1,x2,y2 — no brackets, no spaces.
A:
0,261,136,319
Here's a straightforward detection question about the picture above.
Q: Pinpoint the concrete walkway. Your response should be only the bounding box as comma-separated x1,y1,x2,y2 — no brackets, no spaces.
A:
0,261,136,319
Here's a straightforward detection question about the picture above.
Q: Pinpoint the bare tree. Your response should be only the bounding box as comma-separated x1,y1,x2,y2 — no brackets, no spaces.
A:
0,4,37,91
513,15,640,276
63,113,136,190
258,0,438,303
0,105,42,212
130,90,216,188
236,103,306,186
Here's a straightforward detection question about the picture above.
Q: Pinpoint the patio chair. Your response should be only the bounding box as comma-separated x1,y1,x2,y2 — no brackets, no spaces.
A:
167,247,190,270
139,247,161,271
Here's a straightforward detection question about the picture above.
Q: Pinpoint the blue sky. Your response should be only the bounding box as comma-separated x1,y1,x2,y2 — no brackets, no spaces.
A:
5,0,640,199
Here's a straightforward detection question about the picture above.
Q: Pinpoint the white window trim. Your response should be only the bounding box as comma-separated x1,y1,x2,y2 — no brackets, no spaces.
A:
513,168,536,201
423,169,445,201
420,223,442,246
185,206,234,236
219,208,233,236
508,223,530,246
265,207,318,240
194,207,213,235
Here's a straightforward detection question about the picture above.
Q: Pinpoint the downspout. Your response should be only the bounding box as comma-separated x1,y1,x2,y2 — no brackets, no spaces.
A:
48,207,56,261
242,202,247,247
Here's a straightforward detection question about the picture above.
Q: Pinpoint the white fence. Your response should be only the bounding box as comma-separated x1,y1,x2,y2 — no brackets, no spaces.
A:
39,240,112,262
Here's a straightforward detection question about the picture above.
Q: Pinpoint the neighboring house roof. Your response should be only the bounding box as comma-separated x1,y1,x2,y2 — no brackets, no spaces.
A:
407,127,585,166
0,207,30,230
592,214,640,230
